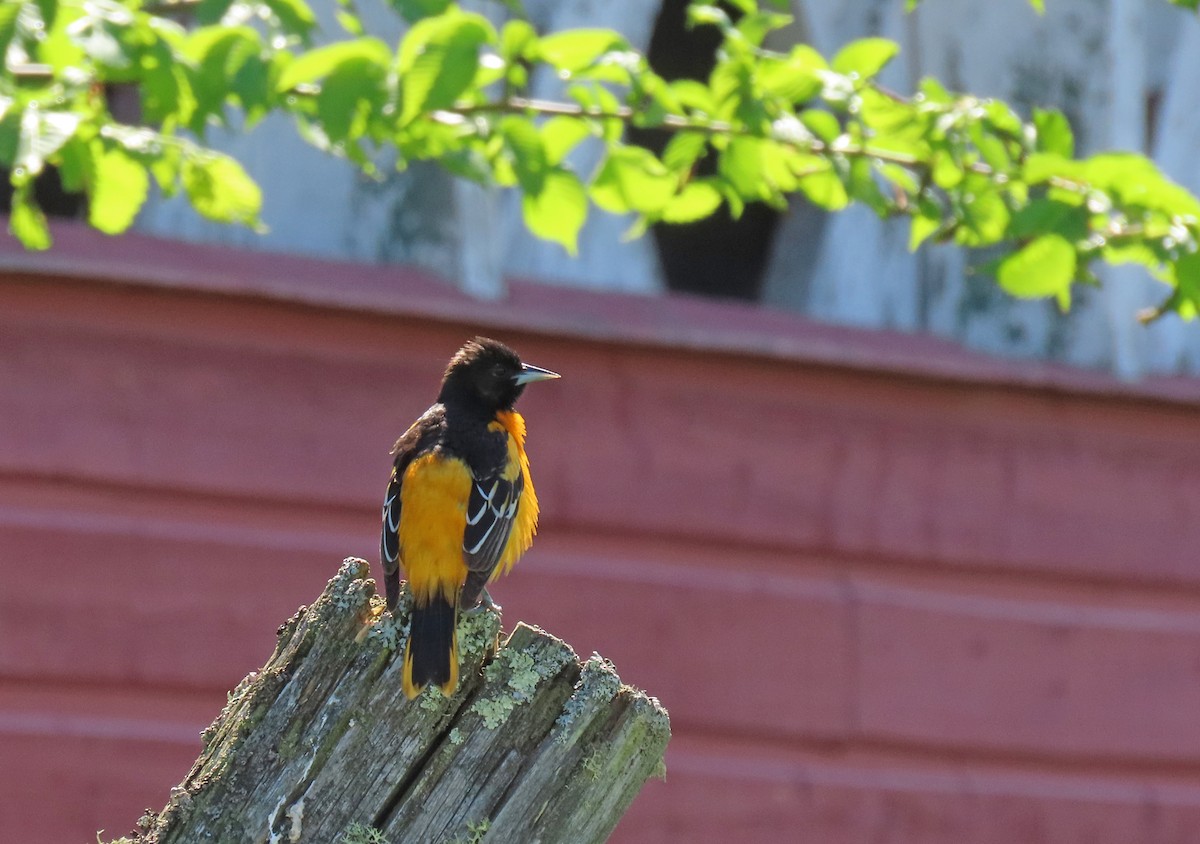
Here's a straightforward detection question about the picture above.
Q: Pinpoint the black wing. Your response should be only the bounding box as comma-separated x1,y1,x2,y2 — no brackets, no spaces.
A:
460,469,523,608
380,406,443,611
380,467,402,572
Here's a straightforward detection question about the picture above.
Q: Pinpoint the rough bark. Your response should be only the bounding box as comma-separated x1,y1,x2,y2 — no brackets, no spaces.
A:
134,559,670,844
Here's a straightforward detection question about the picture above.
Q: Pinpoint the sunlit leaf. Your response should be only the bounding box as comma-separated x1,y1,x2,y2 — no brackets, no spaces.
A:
522,168,587,254
183,152,262,225
397,10,494,124
831,38,899,80
500,117,547,194
540,116,593,165
758,45,825,102
661,180,723,223
996,234,1075,299
1033,108,1074,158
89,141,149,234
10,185,51,250
276,38,391,92
535,29,625,74
263,0,317,41
390,0,454,23
591,146,676,215
797,164,848,210
16,109,80,180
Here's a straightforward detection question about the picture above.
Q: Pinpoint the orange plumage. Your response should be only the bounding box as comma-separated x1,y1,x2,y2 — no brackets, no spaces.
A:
380,338,558,698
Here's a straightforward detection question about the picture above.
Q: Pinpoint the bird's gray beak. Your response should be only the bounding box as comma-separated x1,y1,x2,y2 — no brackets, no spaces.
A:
513,363,561,385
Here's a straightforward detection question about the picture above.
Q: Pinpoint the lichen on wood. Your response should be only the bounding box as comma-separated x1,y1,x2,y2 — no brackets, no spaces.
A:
127,558,670,844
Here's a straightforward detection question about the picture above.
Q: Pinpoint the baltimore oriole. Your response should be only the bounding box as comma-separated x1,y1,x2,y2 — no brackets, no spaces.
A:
380,337,559,698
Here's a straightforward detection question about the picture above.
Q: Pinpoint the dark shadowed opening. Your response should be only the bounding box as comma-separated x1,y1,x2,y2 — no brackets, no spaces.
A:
630,0,781,301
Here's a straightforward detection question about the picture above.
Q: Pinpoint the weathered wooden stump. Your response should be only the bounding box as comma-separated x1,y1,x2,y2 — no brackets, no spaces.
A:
130,559,670,844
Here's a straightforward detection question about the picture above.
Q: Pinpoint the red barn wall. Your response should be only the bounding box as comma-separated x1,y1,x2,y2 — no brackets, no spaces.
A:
3,226,1200,842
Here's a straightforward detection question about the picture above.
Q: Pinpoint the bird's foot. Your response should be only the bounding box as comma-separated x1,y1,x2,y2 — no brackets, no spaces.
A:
462,588,503,615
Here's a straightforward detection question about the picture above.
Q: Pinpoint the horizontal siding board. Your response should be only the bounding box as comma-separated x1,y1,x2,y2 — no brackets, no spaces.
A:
618,740,1200,844
856,582,1200,761
4,280,1200,586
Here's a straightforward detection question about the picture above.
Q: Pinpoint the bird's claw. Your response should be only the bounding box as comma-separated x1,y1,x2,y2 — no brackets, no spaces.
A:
462,589,502,615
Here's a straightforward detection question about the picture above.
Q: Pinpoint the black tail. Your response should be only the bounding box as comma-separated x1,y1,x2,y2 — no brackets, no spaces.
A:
402,594,458,699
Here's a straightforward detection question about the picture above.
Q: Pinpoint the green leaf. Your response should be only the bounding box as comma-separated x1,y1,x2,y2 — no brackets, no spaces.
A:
996,234,1076,299
9,185,51,250
1171,251,1200,310
1033,108,1074,157
718,136,767,200
183,152,262,225
34,0,58,31
0,4,20,61
758,45,825,103
846,157,890,216
139,39,193,124
500,117,547,194
591,146,676,215
56,137,92,193
535,29,625,74
89,141,149,234
661,180,723,223
831,38,899,79
687,4,732,31
391,0,453,22
797,165,848,210
1022,152,1078,185
37,1,87,72
859,87,920,135
310,49,389,143
195,0,236,25
185,26,266,130
263,0,317,40
661,131,707,173
335,9,364,36
909,201,941,250
918,76,952,105
984,100,1023,139
736,11,793,48
16,108,81,181
799,109,840,143
956,179,1010,246
522,168,587,254
70,2,134,68
1008,198,1086,241
540,116,592,165
276,38,391,92
500,19,537,60
397,10,494,124
669,79,716,115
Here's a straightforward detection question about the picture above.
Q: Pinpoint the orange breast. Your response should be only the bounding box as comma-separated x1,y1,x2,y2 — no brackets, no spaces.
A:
398,452,472,605
488,410,540,580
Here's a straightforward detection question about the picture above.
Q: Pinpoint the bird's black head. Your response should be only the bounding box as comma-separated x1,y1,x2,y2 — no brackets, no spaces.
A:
438,337,559,413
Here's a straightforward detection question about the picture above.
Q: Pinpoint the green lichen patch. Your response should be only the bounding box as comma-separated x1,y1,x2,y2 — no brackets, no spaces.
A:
471,634,573,727
362,612,401,653
447,818,491,844
456,606,501,662
340,823,389,844
552,653,622,744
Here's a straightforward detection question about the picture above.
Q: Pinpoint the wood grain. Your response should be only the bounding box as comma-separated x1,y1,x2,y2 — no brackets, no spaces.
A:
138,559,669,844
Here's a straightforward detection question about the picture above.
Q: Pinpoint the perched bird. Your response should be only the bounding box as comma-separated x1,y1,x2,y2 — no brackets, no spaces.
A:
380,337,559,698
